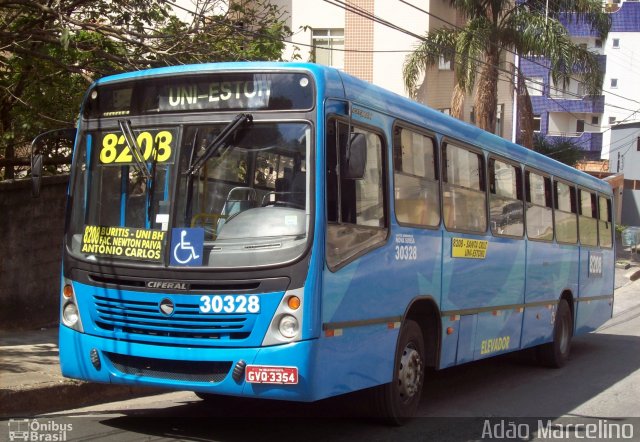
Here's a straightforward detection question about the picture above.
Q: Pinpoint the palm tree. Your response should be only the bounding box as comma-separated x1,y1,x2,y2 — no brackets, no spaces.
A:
403,0,610,147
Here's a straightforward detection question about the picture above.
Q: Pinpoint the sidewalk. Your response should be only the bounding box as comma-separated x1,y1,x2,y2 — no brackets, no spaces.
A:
1,268,639,418
0,327,160,418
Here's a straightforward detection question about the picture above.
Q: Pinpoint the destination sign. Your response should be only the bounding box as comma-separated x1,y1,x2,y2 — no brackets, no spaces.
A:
84,72,314,118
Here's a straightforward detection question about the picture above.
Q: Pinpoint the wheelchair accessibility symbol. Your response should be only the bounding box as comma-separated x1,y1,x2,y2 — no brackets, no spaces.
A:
170,228,204,266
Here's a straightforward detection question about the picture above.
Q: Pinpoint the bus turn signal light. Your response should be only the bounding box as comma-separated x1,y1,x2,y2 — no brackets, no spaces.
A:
287,296,301,310
63,284,74,299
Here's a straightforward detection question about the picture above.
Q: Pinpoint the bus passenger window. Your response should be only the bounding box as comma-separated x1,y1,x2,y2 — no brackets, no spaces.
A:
489,159,523,237
442,143,486,233
525,171,553,241
326,119,387,269
393,127,440,227
598,196,613,248
578,189,598,247
554,181,578,244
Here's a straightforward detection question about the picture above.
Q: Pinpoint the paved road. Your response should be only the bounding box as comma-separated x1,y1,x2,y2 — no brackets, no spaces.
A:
21,283,638,441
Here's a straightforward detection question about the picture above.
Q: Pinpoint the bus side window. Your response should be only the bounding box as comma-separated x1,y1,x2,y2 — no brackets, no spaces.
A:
393,126,440,227
578,189,598,247
554,180,578,244
525,170,554,241
442,142,486,233
598,195,613,248
326,119,387,269
489,158,523,237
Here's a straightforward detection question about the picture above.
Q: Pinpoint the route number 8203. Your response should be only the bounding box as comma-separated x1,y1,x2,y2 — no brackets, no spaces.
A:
100,130,175,164
199,295,260,314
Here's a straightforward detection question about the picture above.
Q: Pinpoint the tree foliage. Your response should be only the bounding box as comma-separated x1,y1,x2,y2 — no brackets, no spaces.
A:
0,0,292,179
531,134,584,166
403,0,610,144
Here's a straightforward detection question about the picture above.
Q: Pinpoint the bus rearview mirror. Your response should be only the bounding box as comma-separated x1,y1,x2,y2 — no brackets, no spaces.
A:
342,133,367,180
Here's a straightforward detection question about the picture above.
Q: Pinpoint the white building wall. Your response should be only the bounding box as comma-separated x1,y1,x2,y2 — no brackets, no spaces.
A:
372,1,429,95
273,0,514,141
601,22,640,158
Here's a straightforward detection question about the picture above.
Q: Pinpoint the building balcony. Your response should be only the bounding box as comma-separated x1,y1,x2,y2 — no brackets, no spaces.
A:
531,95,605,114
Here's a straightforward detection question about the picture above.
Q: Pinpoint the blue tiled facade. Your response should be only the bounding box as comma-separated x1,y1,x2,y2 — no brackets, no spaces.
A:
518,5,638,157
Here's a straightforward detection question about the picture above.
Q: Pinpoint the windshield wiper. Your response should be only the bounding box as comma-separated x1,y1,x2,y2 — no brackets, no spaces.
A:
118,119,151,180
184,128,199,226
185,113,253,176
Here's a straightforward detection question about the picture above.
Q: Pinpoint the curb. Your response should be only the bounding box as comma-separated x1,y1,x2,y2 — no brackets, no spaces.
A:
0,381,163,418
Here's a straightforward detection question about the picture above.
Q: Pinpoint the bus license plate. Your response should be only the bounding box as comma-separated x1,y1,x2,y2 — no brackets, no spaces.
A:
245,365,298,385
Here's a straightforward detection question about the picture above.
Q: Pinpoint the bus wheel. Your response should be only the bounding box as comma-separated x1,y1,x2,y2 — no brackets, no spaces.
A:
537,299,572,368
372,319,425,425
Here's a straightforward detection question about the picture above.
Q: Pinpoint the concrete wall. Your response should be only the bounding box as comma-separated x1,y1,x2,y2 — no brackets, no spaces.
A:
622,189,640,226
0,176,68,329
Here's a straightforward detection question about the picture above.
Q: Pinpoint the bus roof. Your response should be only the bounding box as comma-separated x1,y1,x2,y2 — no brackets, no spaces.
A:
94,61,612,196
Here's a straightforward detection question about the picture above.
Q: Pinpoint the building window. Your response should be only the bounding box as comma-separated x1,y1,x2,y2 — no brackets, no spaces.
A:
592,116,599,125
312,29,344,69
576,119,585,133
611,78,618,88
439,108,451,115
438,55,453,71
612,38,620,49
637,137,640,151
495,104,504,137
525,77,544,96
609,116,617,125
533,115,541,132
595,39,602,48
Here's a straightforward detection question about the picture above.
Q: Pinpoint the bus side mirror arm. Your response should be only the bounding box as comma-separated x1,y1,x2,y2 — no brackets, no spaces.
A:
30,127,77,198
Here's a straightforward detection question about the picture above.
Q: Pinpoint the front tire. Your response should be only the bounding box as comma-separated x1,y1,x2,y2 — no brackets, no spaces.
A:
371,319,425,425
537,299,572,368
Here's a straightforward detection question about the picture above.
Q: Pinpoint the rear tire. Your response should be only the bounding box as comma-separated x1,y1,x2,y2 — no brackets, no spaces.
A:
371,319,425,425
537,299,572,368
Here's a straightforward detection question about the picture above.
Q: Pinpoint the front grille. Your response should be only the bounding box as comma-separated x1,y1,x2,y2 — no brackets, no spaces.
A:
106,352,231,383
92,294,253,341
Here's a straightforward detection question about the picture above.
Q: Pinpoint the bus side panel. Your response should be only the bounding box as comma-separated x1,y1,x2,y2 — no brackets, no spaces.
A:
441,235,525,312
312,324,398,399
525,242,579,304
473,309,523,360
521,305,556,348
575,298,614,335
578,248,615,299
574,246,615,335
319,227,441,394
440,234,525,366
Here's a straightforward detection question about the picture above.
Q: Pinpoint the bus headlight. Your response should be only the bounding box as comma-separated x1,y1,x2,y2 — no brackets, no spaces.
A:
278,315,299,338
62,302,79,326
60,278,84,332
262,287,304,346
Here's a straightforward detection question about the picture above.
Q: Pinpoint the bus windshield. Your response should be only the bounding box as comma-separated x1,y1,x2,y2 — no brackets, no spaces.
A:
66,120,312,268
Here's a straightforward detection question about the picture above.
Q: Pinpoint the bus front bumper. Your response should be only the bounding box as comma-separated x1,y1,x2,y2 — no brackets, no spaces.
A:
59,325,317,401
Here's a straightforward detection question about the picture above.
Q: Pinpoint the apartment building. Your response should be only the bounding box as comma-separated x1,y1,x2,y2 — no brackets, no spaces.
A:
521,0,640,161
274,0,515,140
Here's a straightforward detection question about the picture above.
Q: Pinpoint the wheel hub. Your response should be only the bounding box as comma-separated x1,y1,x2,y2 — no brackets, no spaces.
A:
398,344,423,400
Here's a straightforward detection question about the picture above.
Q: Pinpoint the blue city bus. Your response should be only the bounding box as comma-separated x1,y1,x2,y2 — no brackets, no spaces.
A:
48,62,614,422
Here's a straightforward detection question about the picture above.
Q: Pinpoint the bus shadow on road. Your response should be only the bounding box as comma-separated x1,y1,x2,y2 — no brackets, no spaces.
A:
97,332,640,441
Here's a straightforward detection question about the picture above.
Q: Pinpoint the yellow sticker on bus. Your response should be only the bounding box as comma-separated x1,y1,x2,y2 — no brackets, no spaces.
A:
99,130,175,165
81,225,166,261
451,238,488,259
